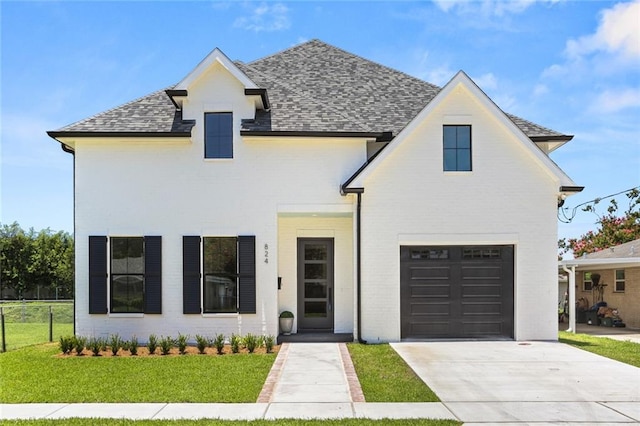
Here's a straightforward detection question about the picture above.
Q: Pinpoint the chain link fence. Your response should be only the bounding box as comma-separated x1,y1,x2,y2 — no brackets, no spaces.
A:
0,301,73,352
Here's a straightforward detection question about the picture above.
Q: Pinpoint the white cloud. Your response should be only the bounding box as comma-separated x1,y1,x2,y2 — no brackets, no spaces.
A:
565,0,639,61
432,0,558,17
233,3,290,32
472,72,498,90
533,84,549,97
591,87,640,113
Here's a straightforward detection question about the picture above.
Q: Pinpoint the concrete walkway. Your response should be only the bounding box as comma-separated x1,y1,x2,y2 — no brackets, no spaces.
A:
2,340,640,423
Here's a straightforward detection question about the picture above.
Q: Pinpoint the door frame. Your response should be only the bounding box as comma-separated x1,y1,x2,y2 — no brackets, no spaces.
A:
297,238,335,332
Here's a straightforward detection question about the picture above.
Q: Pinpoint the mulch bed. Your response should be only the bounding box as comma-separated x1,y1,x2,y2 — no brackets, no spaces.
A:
57,345,280,357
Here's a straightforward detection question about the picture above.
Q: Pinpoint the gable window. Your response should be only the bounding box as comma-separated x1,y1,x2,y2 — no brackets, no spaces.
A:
205,112,233,159
183,235,255,314
88,236,162,314
615,269,625,292
443,125,471,171
583,271,593,292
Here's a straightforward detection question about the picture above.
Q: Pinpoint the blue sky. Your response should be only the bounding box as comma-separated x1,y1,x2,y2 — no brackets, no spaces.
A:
1,1,639,246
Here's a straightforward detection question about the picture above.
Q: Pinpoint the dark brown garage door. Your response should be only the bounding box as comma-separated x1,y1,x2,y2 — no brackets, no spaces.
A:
400,245,514,339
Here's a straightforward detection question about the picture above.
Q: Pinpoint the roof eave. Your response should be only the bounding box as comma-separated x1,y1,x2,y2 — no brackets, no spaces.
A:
46,131,193,138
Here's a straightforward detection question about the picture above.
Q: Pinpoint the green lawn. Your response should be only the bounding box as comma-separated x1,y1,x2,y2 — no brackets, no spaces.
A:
0,420,460,426
0,344,276,403
559,331,640,367
2,322,74,351
348,343,439,402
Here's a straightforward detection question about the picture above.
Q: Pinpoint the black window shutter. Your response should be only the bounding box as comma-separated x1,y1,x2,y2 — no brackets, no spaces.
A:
238,235,256,314
144,236,162,314
88,236,108,314
183,236,201,314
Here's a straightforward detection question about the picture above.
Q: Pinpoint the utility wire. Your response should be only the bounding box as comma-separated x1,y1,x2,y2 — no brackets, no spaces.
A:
558,185,640,224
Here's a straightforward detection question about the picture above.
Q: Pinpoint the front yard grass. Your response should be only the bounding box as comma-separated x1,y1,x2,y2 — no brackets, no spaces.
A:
0,420,460,426
0,343,275,403
347,343,439,402
559,331,640,367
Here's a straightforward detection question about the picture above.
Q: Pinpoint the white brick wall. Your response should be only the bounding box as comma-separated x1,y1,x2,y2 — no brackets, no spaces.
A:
359,84,560,342
73,63,363,340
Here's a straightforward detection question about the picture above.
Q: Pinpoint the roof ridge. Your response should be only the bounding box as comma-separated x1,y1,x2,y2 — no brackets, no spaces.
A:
239,61,373,132
56,87,174,131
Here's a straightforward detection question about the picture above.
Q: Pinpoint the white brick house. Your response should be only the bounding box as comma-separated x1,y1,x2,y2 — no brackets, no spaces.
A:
48,40,582,342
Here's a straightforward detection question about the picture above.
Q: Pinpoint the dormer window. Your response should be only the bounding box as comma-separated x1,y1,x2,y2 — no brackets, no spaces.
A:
205,112,233,159
443,125,472,171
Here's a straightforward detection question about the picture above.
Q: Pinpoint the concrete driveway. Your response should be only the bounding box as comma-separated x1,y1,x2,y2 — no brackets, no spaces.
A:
392,341,640,424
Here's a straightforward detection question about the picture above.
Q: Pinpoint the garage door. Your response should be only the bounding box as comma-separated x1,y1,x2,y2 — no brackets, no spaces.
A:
400,245,514,339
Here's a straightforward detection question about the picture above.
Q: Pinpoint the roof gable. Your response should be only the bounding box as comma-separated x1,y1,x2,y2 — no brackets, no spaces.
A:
175,47,258,91
343,71,578,192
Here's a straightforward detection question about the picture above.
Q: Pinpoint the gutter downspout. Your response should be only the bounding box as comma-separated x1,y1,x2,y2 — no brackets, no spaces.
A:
356,192,366,344
562,264,576,334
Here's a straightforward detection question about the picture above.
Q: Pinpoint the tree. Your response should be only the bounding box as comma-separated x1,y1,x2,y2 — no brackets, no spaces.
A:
559,188,640,258
0,222,74,299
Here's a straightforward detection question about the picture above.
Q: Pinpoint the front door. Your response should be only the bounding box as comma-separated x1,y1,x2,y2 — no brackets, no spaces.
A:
297,238,334,332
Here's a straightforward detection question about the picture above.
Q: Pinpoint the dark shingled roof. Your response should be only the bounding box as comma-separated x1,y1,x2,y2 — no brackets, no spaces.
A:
49,39,570,141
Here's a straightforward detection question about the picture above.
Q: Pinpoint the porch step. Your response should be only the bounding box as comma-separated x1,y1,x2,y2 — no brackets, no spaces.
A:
277,333,354,344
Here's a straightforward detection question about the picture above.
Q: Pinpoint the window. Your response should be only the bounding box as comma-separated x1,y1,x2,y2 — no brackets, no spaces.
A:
463,248,501,259
205,112,233,158
88,236,162,314
111,237,145,313
203,237,238,313
583,272,593,292
183,235,256,314
615,269,625,292
443,125,471,171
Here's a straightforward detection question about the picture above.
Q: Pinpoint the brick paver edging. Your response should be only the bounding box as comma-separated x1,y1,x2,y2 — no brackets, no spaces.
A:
256,342,290,403
339,343,366,402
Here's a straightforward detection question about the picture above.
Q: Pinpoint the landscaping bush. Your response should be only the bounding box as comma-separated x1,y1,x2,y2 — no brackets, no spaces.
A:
195,334,208,354
243,333,259,353
213,333,225,355
128,336,139,356
230,334,241,354
147,334,158,355
108,334,123,356
159,335,174,355
177,333,189,355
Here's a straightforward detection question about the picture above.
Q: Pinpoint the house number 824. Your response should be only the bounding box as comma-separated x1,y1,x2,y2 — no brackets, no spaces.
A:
264,243,269,264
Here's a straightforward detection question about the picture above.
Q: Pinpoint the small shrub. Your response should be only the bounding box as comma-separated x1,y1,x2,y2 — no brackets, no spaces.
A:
73,336,86,356
128,335,139,356
109,334,123,356
59,336,74,355
159,335,174,355
214,333,226,355
264,335,275,353
244,333,259,353
100,339,108,352
230,333,241,354
195,334,208,354
147,334,158,355
88,337,103,356
177,333,189,355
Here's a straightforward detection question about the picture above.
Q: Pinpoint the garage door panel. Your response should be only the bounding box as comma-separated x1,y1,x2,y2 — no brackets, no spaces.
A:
411,302,450,315
462,301,503,315
461,265,502,280
401,245,513,339
410,283,450,297
410,266,451,280
462,283,502,297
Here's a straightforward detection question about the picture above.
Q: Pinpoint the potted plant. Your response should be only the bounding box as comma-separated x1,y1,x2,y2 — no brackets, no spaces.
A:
279,310,294,335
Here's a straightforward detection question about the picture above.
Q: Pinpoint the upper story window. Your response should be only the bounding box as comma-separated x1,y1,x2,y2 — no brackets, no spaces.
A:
443,125,471,171
615,269,625,292
205,112,233,159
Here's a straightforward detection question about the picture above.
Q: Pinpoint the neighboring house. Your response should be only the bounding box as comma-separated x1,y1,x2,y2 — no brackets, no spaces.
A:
560,239,640,329
47,40,582,342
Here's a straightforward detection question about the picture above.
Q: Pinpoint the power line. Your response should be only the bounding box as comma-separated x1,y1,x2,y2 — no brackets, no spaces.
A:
558,186,640,224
